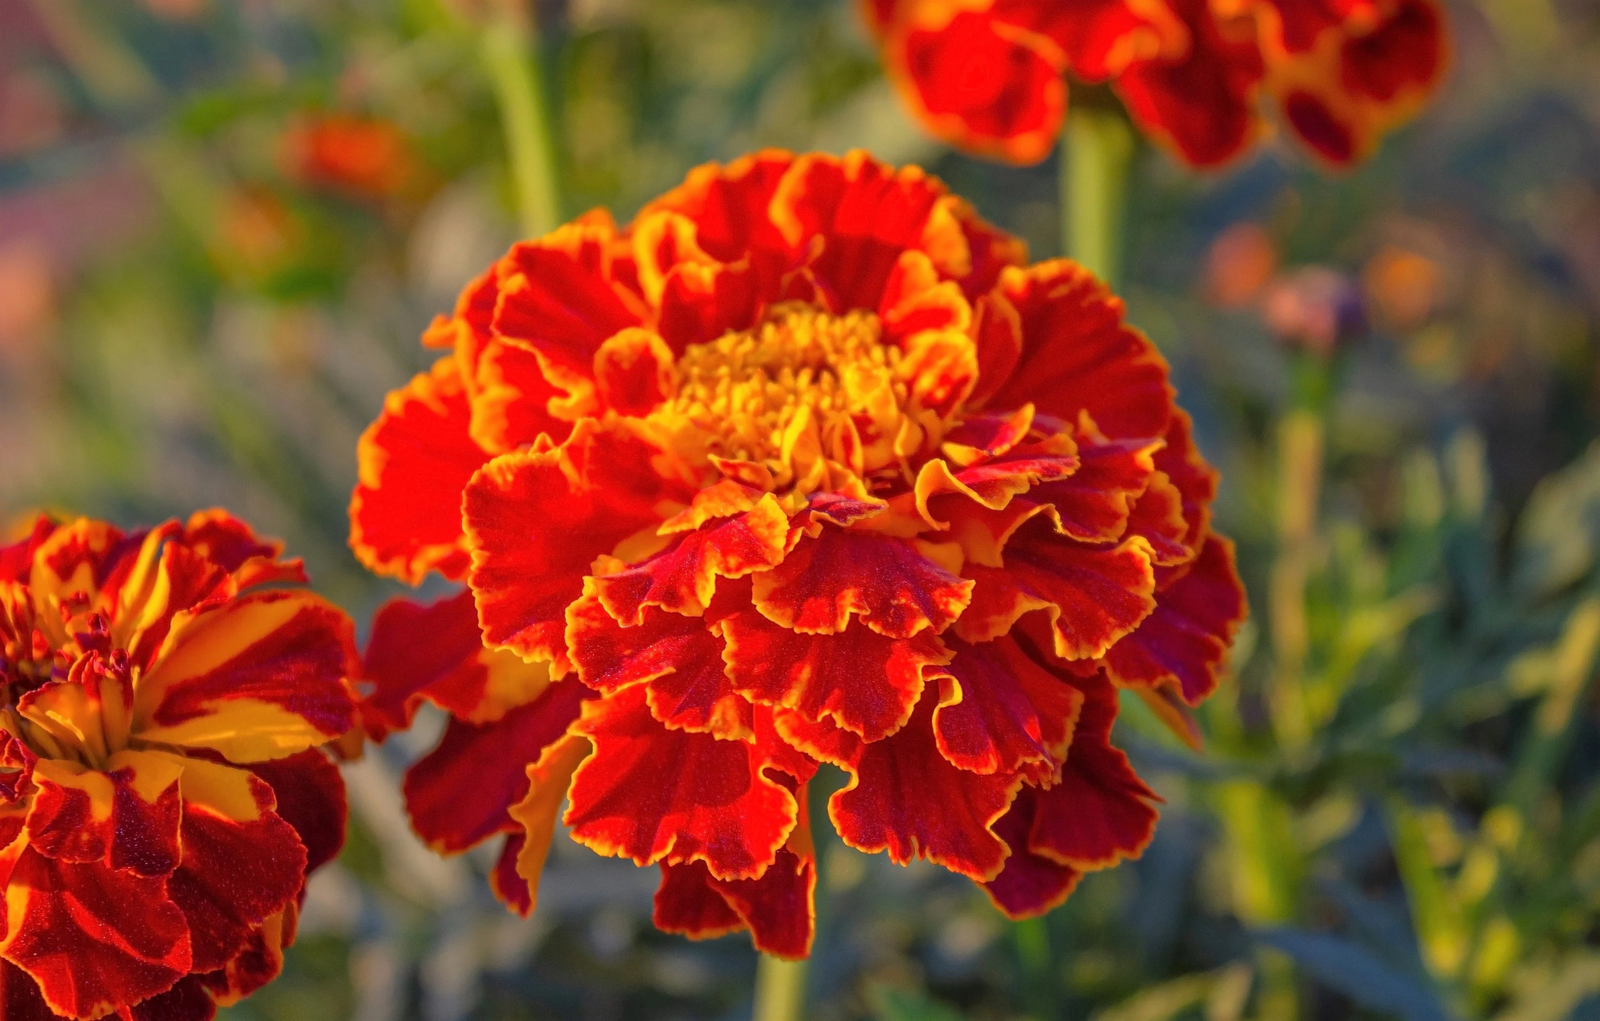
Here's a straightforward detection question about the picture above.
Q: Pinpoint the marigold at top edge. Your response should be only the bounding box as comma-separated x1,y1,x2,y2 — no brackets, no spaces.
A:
0,511,356,1021
350,149,1247,957
862,0,1449,169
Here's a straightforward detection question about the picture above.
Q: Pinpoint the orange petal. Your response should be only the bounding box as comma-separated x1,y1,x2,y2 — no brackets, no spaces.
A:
752,528,973,639
464,418,697,672
0,848,192,1020
403,681,589,855
134,591,358,763
1105,535,1246,704
593,496,790,624
564,686,799,880
931,634,1083,776
824,689,1022,881
722,607,950,742
349,357,491,585
506,734,591,917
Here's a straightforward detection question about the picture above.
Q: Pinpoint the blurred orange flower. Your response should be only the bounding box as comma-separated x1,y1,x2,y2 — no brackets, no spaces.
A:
863,0,1449,168
0,512,356,1020
351,150,1245,954
280,114,416,200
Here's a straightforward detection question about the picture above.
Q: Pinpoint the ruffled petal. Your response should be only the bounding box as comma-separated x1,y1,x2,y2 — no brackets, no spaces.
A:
404,680,588,855
564,686,798,880
25,752,183,876
1105,535,1246,704
505,734,591,916
990,261,1174,440
931,635,1083,776
134,592,357,764
1027,678,1159,869
991,0,1188,80
350,357,492,585
957,522,1155,659
979,785,1082,919
246,749,348,876
0,846,192,1020
722,606,950,742
752,528,972,639
464,418,698,673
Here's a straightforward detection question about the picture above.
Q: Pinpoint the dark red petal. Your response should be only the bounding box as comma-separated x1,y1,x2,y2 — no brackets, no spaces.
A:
980,785,1082,919
359,590,483,738
932,634,1083,775
827,691,1021,881
1029,678,1159,869
490,833,534,916
404,680,588,854
0,847,192,1020
247,748,349,876
653,861,744,941
1105,535,1246,704
1030,435,1159,544
350,357,490,585
565,686,797,880
752,528,972,639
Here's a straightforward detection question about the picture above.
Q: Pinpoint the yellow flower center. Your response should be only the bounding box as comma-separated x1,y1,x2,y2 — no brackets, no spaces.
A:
657,304,950,495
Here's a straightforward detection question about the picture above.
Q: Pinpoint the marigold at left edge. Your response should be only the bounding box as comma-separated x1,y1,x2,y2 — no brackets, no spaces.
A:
0,512,356,1020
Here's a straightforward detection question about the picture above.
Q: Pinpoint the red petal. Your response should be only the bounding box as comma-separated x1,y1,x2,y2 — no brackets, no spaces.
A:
826,690,1021,881
990,0,1187,80
490,833,533,916
1114,0,1266,168
957,523,1155,659
722,607,950,742
1339,0,1445,104
564,686,798,880
1030,434,1159,544
991,261,1174,441
404,680,588,854
653,861,744,941
0,516,55,585
505,735,591,917
1123,470,1194,567
247,748,348,876
639,152,795,267
752,528,973,639
1154,409,1218,552
24,753,183,877
1105,535,1246,704
350,357,490,584
593,328,677,416
165,760,305,973
653,821,816,958
932,635,1083,776
593,496,790,624
1028,678,1158,869
0,847,192,1019
464,418,697,672
464,337,570,454
979,785,1082,919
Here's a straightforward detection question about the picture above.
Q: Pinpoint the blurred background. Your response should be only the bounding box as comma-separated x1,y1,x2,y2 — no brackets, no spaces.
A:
4,0,1600,1019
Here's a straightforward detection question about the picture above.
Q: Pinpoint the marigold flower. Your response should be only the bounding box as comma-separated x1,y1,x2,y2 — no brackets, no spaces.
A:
352,150,1246,956
0,512,357,1020
280,114,417,200
863,0,1448,168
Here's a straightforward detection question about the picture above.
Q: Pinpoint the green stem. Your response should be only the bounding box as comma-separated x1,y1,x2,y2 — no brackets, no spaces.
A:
753,954,808,1021
481,1,561,237
1013,916,1055,1019
1061,107,1135,285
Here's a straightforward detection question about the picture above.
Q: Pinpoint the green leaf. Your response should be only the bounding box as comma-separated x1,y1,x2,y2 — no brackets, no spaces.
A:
1255,929,1454,1021
1512,440,1600,598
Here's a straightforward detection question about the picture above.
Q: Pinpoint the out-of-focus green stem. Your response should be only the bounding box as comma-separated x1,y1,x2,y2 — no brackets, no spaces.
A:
481,0,561,237
1014,916,1054,1019
752,954,808,1021
1062,107,1135,285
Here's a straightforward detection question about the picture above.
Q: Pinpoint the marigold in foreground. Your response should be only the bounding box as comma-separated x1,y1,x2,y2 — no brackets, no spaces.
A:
863,0,1449,168
0,512,356,1019
352,150,1246,957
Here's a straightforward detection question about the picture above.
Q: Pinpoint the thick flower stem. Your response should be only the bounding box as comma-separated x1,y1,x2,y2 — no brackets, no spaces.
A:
481,0,562,238
752,954,808,1021
1061,106,1135,285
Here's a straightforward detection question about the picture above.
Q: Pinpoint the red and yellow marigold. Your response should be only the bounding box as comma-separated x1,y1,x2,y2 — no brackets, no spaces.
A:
351,150,1246,956
0,512,357,1020
863,0,1449,168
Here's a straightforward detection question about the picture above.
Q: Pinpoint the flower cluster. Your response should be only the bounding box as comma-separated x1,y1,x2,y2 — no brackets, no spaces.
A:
863,0,1449,167
0,512,356,1020
351,150,1246,956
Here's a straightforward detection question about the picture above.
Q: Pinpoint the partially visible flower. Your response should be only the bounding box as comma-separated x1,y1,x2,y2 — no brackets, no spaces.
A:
863,0,1448,168
0,511,356,1020
353,150,1246,955
280,114,417,201
1203,221,1279,308
1362,243,1441,331
1262,264,1365,353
